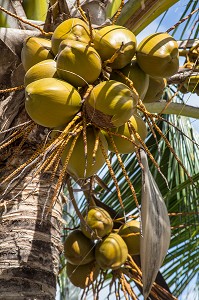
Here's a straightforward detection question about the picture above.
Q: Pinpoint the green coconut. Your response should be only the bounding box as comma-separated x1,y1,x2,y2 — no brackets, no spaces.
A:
21,36,54,71
61,126,108,179
84,80,138,128
56,40,102,87
93,25,137,69
24,59,58,86
64,229,95,265
143,76,167,103
184,75,199,94
102,113,147,154
136,32,179,78
25,78,81,128
66,261,100,289
51,18,91,55
110,59,149,100
80,207,113,240
95,233,128,270
118,220,140,256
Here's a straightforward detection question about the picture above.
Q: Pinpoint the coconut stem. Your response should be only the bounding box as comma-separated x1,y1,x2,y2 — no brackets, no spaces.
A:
0,121,35,151
103,43,125,67
0,5,52,36
47,131,81,214
143,102,199,119
166,7,199,33
76,0,88,24
128,121,169,189
108,133,140,211
99,137,124,209
0,85,24,93
112,0,125,24
92,129,100,166
138,102,194,185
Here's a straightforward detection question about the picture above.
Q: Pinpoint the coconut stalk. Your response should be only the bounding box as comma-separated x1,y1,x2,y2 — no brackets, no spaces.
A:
144,102,199,119
116,0,179,34
140,149,171,300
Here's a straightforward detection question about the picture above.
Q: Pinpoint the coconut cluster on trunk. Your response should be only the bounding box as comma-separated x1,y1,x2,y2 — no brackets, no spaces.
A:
21,17,179,179
19,16,179,291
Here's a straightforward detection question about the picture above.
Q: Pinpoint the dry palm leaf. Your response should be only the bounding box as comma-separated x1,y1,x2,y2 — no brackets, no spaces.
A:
140,149,171,300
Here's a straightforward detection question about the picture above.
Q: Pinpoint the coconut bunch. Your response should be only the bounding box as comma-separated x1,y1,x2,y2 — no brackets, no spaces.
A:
20,17,180,180
63,205,141,289
6,17,181,297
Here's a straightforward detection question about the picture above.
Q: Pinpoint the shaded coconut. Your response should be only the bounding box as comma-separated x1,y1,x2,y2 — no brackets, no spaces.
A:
136,32,179,78
21,36,54,71
118,220,140,256
84,80,138,128
24,59,58,86
51,18,91,55
184,75,199,95
25,78,81,128
110,59,149,100
57,40,102,87
143,76,167,103
64,229,95,265
102,113,147,154
61,126,108,179
93,25,136,69
80,206,113,240
95,233,128,270
66,261,100,289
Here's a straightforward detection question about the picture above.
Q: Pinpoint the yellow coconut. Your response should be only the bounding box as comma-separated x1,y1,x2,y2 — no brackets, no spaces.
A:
25,78,81,128
118,220,140,256
21,36,54,71
66,261,100,289
143,76,167,103
95,233,128,270
184,75,199,94
93,25,136,69
61,126,108,179
84,80,138,128
56,40,102,87
110,59,149,100
51,18,91,55
136,32,179,78
80,207,113,240
24,59,58,86
102,113,147,154
64,229,95,265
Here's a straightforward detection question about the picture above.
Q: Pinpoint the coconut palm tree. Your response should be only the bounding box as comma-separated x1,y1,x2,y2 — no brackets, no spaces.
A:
0,0,198,299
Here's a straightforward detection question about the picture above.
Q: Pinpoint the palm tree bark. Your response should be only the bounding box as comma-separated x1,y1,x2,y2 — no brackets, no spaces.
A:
0,171,63,299
0,26,63,298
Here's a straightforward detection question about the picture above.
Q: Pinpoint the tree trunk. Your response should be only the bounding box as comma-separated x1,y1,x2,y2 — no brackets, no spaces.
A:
0,115,63,299
0,26,63,297
0,171,63,299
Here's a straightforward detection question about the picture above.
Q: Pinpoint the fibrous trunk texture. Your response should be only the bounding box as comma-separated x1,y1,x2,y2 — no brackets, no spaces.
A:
0,23,63,299
0,169,63,299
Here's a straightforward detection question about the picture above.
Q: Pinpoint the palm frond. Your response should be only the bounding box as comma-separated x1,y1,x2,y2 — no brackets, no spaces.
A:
92,90,199,295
